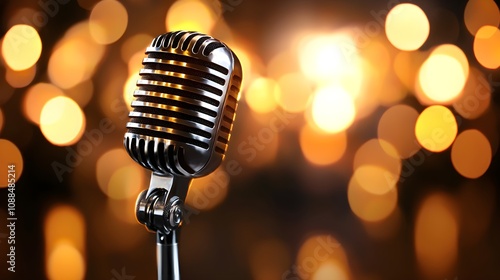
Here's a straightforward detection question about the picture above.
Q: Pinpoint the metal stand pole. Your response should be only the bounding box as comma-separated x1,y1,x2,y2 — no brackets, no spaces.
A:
157,231,180,280
136,173,190,280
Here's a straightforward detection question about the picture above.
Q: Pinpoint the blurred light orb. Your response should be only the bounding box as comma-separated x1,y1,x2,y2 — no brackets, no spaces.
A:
40,96,86,146
276,72,313,113
431,44,469,78
300,125,347,166
0,139,24,187
451,129,492,179
1,24,42,70
166,0,216,35
473,25,500,69
44,205,86,254
353,165,396,195
5,65,36,88
385,3,430,51
96,148,144,200
311,85,355,133
23,83,65,125
353,139,401,179
299,33,357,81
348,171,398,222
418,54,466,103
245,77,279,114
415,105,457,152
378,104,420,158
106,165,143,200
464,0,500,35
312,260,349,280
46,241,86,280
415,193,458,278
48,21,105,89
89,0,128,44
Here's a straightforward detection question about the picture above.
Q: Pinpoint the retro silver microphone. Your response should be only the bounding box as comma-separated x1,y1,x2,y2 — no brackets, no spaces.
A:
123,30,242,280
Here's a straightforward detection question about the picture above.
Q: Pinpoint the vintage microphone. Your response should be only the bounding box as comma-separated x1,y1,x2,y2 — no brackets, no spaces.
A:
123,30,242,280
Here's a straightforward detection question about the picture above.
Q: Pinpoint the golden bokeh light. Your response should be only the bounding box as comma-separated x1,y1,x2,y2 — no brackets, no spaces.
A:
378,104,420,158
166,0,216,35
186,167,229,211
46,241,86,280
121,33,153,62
451,129,492,179
299,125,347,166
23,83,65,124
311,85,356,134
128,50,144,75
312,260,350,280
248,239,291,280
353,139,401,180
96,148,145,200
40,96,86,146
1,24,42,70
245,77,279,114
5,65,36,88
418,54,466,104
385,3,430,51
44,205,86,255
353,165,396,195
276,72,313,113
431,44,469,78
464,0,500,35
89,0,128,44
414,193,458,278
299,33,358,82
296,235,350,279
415,105,457,152
0,139,24,187
453,67,491,120
473,25,500,69
348,172,398,222
48,21,105,89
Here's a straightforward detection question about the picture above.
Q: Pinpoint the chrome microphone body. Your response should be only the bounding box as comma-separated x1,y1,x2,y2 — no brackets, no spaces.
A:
123,31,242,280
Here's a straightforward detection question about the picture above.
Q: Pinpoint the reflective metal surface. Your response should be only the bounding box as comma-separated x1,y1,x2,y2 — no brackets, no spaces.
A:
124,31,243,177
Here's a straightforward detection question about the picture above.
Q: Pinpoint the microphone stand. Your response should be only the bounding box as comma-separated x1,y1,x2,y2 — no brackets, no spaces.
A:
136,173,191,280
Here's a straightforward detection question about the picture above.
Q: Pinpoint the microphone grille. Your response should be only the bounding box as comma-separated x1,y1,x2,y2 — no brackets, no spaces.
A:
124,31,242,177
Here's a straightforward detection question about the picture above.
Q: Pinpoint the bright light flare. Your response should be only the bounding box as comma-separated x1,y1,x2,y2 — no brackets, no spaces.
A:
311,85,356,134
385,4,430,51
40,96,86,146
415,105,457,152
1,24,42,70
418,54,466,104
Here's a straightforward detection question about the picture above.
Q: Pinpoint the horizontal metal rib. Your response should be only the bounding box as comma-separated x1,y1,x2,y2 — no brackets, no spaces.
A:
146,51,229,75
131,101,215,128
142,58,226,85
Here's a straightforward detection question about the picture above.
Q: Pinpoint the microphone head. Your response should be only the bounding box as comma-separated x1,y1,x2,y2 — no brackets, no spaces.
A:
124,31,242,177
